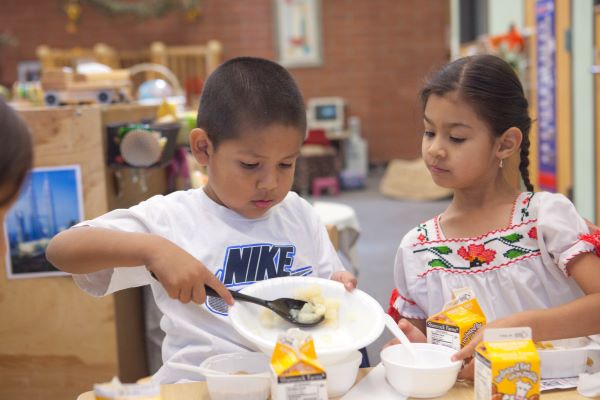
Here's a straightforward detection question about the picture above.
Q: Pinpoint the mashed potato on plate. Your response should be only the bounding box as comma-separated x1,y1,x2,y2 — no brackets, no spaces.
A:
259,285,340,327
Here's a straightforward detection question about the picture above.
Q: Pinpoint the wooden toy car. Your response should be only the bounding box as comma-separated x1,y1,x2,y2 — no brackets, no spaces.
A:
41,68,132,106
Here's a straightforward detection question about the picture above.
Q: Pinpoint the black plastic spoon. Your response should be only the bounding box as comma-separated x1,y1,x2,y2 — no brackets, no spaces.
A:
205,286,325,327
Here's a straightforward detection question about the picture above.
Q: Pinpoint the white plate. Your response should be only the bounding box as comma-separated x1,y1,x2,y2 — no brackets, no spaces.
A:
228,276,385,363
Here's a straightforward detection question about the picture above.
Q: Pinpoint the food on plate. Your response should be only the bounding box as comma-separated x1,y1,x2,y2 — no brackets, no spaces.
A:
535,341,555,350
259,285,340,328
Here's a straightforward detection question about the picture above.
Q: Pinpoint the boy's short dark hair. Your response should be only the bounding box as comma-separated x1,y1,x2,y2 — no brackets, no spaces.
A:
196,57,307,147
0,98,32,206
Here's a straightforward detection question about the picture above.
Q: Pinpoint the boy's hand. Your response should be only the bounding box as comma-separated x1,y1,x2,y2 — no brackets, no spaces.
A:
145,236,233,305
330,270,357,291
383,318,427,349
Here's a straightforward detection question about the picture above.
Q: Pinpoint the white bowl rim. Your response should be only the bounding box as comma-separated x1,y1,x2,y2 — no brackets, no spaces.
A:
536,337,592,353
381,343,462,370
198,352,271,378
228,276,385,357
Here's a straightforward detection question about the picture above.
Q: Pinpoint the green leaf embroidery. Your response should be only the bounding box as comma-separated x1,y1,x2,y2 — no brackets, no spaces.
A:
433,246,452,255
429,259,447,268
504,249,526,259
502,233,523,243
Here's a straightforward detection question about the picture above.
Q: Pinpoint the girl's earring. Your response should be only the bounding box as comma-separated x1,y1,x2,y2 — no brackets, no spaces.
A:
499,159,504,169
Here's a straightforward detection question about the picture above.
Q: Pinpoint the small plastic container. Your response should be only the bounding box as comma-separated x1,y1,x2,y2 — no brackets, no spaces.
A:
198,352,271,400
538,337,591,379
381,343,461,398
322,350,362,397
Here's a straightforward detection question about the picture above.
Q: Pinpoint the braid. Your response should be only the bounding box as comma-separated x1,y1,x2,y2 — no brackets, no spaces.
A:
519,133,533,192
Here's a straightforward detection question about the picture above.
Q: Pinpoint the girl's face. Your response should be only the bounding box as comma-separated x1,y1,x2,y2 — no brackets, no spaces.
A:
422,92,501,190
194,123,304,219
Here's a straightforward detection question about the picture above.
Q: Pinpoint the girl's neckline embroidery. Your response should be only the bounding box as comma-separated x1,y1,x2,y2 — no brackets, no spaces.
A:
434,192,532,241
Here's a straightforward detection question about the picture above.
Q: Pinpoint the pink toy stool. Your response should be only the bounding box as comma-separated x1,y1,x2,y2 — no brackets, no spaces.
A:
312,176,340,197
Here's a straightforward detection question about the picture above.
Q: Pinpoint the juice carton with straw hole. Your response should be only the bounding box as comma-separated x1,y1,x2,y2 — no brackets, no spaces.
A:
475,327,540,400
426,287,486,350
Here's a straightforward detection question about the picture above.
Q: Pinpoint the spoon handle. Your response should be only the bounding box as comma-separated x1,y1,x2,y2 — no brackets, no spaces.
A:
205,285,271,308
383,313,419,360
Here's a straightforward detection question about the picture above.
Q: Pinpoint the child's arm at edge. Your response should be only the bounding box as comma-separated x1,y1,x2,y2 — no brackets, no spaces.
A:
452,252,600,378
46,226,233,305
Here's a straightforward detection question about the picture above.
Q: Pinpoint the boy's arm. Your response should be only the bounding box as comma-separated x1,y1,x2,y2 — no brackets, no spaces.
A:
47,226,161,274
46,226,233,305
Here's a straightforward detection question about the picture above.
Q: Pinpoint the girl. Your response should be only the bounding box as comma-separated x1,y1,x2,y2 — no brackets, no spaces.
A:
0,98,33,256
388,54,600,378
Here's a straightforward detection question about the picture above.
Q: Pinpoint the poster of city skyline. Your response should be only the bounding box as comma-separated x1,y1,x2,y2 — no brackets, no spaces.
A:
5,165,83,279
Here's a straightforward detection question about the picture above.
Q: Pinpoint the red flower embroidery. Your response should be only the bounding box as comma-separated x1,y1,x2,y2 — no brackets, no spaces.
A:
457,243,496,267
528,227,537,239
580,230,600,257
522,194,532,205
417,233,426,242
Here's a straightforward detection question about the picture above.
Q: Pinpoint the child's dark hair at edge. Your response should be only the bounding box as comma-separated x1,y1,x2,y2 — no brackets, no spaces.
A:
419,54,533,191
196,57,307,148
0,98,33,205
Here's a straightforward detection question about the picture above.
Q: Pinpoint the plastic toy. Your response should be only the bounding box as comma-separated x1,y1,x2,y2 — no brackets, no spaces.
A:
41,68,132,106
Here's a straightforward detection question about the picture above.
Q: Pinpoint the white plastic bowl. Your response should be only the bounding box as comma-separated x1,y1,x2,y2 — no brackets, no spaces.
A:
228,276,385,364
538,337,591,379
172,352,271,400
322,350,362,397
381,343,461,398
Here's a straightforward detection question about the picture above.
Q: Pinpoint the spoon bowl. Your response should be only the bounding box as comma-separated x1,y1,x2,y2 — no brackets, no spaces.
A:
205,286,324,327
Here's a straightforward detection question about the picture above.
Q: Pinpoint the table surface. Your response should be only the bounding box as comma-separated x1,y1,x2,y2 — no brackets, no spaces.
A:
78,368,585,400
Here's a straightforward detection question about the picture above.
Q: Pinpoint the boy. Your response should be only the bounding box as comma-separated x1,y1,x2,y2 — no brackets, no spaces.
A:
46,57,356,383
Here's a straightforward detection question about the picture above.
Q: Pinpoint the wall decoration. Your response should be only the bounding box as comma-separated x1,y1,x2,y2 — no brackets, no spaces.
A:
64,0,82,34
535,0,557,191
5,166,84,279
84,0,202,20
274,0,322,68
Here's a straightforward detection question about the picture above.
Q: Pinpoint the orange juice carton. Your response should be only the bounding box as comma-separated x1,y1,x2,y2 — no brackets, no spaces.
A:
270,328,327,400
426,287,486,350
475,327,540,400
93,377,161,400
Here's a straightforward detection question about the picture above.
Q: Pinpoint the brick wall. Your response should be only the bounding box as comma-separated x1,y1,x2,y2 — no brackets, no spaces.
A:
0,0,449,162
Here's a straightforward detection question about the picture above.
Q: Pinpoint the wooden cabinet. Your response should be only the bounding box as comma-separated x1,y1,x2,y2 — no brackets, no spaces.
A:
0,104,167,399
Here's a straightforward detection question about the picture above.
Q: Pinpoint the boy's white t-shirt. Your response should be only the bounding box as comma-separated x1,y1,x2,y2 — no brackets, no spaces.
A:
392,192,595,322
73,189,344,384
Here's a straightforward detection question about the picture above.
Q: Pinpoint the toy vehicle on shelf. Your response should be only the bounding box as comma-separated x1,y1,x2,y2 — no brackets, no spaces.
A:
41,68,132,106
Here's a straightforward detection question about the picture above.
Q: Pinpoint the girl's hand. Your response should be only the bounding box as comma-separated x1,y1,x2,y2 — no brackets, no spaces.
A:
145,236,233,305
330,270,357,291
452,333,480,380
451,315,518,380
383,318,427,348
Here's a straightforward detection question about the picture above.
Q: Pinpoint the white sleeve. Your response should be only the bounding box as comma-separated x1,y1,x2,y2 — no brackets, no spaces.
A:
536,192,595,275
72,198,166,296
392,243,427,319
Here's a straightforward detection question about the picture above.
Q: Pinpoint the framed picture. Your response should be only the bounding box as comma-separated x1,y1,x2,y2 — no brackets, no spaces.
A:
5,165,84,279
274,0,323,68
